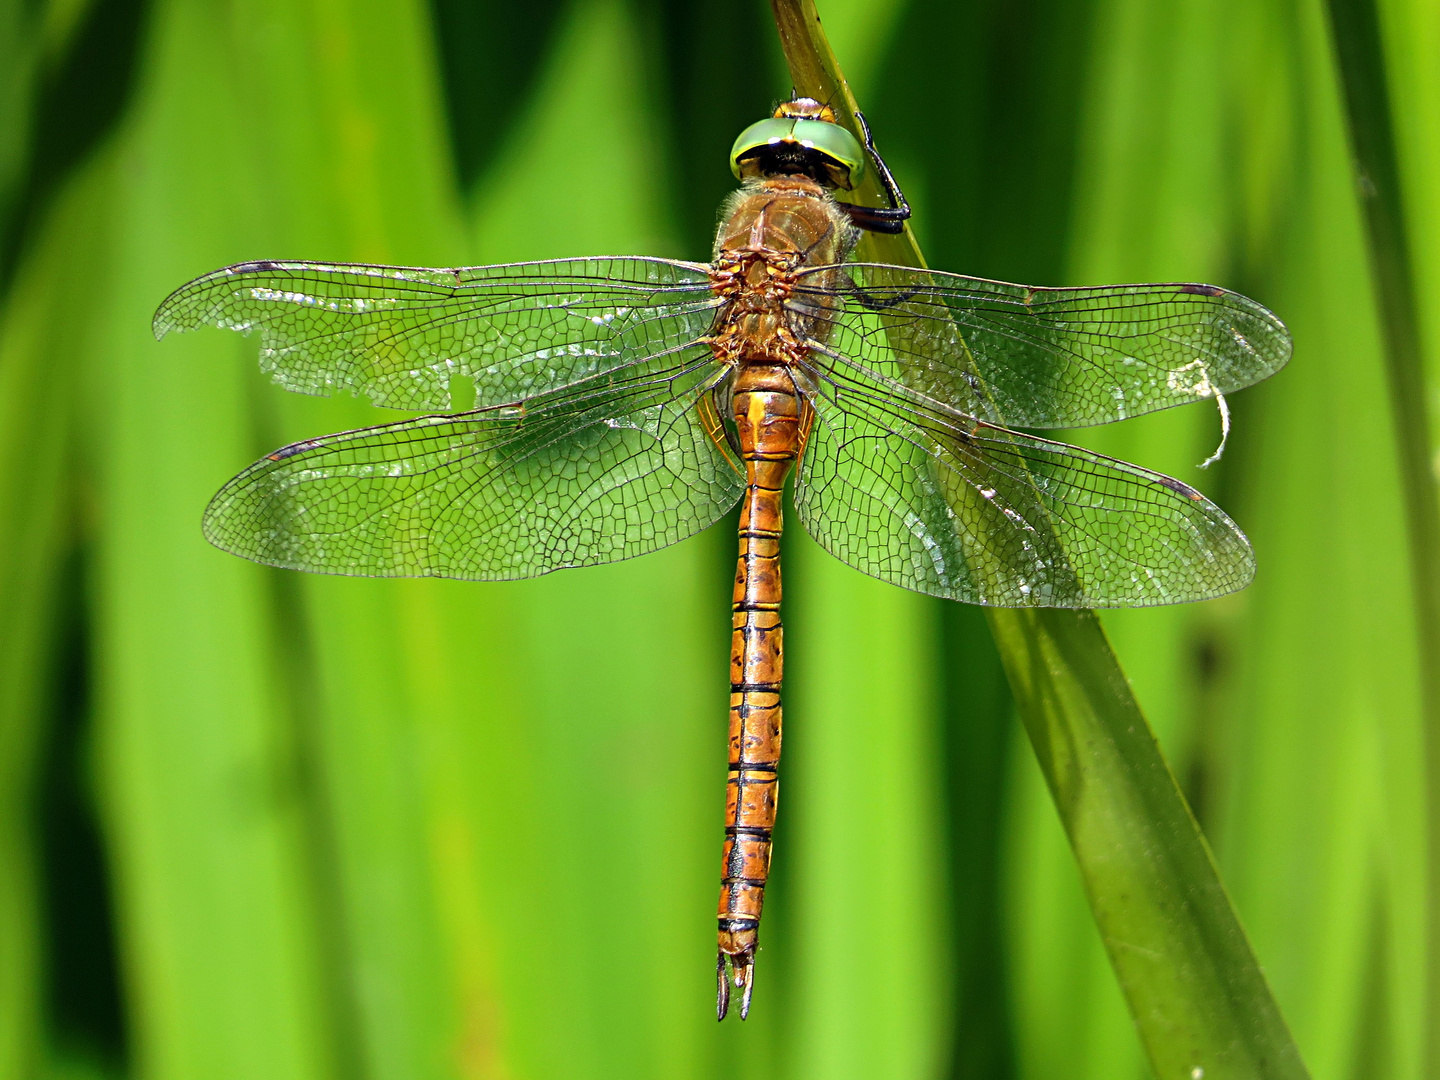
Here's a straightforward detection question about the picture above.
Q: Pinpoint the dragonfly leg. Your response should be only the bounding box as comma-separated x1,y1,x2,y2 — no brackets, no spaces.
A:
841,111,912,235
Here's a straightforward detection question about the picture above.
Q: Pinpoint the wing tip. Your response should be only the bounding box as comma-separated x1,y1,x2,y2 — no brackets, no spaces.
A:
153,260,292,339
152,285,198,340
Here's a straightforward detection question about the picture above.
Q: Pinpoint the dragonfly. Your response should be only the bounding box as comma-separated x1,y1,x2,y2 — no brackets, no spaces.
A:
154,97,1291,1021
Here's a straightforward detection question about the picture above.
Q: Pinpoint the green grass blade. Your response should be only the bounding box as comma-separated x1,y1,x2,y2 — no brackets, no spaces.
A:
86,0,438,1072
767,2,1311,1075
0,144,109,1080
1189,3,1425,1075
1321,0,1440,1068
988,609,1306,1079
0,0,33,247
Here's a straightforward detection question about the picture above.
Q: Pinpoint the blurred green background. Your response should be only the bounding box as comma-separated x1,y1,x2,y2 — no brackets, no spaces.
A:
1,0,1436,1077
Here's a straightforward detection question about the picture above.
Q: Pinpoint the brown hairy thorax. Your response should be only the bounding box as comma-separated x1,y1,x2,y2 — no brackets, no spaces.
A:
707,175,858,367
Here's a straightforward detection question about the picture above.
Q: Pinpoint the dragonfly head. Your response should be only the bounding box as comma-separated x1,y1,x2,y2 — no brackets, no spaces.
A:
730,97,867,191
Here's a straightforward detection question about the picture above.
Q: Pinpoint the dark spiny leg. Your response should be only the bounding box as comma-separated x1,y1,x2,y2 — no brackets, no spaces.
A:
841,110,912,235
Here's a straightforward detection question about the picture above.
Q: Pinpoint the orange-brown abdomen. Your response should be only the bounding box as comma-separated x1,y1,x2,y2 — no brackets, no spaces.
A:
710,176,846,1019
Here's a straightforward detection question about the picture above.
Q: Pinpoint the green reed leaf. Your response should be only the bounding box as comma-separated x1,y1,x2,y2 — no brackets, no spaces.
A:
1322,0,1440,1067
0,144,107,1080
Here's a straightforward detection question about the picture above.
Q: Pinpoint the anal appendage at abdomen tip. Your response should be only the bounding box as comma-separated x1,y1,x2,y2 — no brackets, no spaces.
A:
717,949,757,1021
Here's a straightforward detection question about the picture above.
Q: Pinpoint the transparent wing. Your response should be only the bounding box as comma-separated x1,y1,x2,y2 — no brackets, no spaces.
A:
793,263,1291,428
155,256,719,411
203,355,744,579
792,349,1254,608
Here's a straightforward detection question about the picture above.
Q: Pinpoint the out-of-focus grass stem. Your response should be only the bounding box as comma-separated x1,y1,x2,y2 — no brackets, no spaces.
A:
1322,0,1440,1071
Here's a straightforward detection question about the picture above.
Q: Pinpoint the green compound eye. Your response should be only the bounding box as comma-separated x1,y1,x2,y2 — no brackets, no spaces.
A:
729,116,867,189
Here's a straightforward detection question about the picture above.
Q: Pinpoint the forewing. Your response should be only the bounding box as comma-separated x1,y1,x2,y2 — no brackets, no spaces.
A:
155,257,718,411
794,263,1291,428
792,351,1254,607
203,356,744,579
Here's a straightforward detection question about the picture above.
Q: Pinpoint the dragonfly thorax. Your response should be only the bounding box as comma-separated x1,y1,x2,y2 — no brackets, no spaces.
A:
708,175,855,370
714,175,857,263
